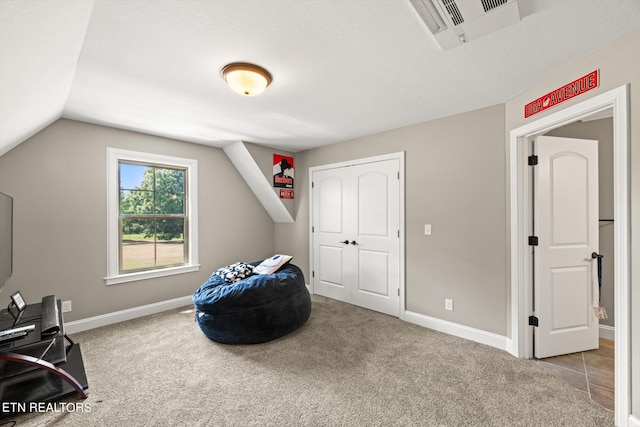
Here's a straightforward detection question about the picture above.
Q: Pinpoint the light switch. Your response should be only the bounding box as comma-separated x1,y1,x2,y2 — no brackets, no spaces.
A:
424,224,432,235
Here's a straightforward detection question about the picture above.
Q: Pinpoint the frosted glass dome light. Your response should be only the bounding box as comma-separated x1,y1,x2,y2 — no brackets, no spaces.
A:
221,63,272,96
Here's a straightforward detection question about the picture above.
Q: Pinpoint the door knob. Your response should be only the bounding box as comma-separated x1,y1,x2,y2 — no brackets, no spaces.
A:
591,252,603,259
350,240,359,245
339,240,349,244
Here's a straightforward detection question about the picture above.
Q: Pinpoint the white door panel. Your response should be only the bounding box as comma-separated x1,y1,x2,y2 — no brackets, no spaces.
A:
550,154,590,245
318,176,345,234
550,266,589,330
357,250,389,296
534,135,599,359
357,172,389,236
318,245,344,286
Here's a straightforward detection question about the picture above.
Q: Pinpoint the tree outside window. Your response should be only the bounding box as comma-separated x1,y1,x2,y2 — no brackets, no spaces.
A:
119,162,187,272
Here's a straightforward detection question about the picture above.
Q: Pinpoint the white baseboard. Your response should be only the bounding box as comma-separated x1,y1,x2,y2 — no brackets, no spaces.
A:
504,337,514,354
404,311,509,352
629,414,640,427
64,295,193,334
63,295,610,354
599,324,615,341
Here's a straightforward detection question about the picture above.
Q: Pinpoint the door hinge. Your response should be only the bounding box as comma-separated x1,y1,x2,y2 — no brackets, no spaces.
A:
528,315,539,327
312,181,314,188
397,288,400,296
397,230,400,238
528,155,538,166
397,171,400,180
528,236,538,246
312,271,315,278
312,226,315,233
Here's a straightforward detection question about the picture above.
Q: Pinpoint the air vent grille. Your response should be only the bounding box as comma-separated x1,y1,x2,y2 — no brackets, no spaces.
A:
481,0,508,13
409,0,521,49
442,0,464,25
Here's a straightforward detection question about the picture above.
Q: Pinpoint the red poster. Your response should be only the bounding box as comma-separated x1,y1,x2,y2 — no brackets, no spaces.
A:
279,189,294,199
273,154,294,188
524,70,599,118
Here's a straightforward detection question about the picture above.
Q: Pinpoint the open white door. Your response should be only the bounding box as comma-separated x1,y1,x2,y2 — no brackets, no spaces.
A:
533,135,599,359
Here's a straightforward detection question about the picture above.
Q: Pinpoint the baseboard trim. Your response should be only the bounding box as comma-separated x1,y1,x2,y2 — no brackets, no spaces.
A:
599,324,615,341
404,311,509,352
63,296,603,356
64,295,193,334
629,414,640,427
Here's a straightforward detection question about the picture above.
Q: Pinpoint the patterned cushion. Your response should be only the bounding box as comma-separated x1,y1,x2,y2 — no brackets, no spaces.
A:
211,262,255,283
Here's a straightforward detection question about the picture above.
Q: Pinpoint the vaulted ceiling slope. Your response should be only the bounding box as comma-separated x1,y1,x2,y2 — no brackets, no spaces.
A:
1,0,639,157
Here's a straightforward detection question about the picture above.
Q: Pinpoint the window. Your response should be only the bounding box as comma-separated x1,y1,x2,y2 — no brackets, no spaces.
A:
119,162,187,272
105,148,199,285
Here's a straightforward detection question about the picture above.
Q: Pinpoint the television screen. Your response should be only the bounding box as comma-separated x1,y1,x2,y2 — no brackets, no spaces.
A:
0,192,12,292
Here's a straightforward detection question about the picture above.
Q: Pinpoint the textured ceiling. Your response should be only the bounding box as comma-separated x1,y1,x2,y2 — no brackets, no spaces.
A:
1,0,639,156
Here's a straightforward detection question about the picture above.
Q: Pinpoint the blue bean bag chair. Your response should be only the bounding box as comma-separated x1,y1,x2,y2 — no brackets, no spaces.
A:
192,262,311,344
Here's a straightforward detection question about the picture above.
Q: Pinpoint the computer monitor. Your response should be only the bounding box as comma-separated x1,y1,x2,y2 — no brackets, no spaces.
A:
0,192,12,294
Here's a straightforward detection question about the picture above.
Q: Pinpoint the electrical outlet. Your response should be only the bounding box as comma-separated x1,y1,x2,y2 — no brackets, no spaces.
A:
62,300,72,313
445,299,453,311
424,224,432,235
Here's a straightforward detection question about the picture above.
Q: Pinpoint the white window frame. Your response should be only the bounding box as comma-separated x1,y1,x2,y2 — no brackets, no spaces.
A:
105,148,200,285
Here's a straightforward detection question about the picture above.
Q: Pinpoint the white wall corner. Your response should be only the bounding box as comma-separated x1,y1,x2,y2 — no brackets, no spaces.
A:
223,141,294,223
629,414,640,427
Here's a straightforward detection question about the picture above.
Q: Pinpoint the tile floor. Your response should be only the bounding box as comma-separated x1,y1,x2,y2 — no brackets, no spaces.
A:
535,338,614,411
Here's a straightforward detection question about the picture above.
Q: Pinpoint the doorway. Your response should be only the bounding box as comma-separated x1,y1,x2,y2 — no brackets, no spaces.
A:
508,85,629,425
309,152,406,318
532,122,615,411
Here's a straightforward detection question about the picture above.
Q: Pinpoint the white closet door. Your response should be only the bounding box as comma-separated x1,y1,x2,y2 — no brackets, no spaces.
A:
312,158,400,316
312,166,352,303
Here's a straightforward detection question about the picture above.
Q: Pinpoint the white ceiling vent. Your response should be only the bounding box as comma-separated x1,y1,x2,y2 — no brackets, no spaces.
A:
410,0,521,49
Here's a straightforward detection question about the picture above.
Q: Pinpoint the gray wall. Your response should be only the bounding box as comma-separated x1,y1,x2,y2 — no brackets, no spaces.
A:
0,119,275,321
504,28,639,417
277,104,508,336
545,118,614,328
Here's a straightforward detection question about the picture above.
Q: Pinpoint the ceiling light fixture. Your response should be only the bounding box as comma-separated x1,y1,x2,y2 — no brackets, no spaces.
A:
221,62,272,96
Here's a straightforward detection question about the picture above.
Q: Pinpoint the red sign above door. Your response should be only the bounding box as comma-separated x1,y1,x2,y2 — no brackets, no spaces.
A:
524,70,599,118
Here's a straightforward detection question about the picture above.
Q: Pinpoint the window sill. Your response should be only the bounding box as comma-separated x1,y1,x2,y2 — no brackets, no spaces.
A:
104,264,201,285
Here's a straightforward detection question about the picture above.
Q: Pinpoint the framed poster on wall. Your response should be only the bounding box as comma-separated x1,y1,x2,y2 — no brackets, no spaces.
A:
273,154,294,188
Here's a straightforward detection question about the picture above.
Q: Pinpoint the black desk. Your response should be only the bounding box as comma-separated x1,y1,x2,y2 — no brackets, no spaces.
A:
0,300,88,414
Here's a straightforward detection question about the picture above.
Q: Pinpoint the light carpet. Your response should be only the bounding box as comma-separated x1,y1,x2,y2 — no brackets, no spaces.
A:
6,295,613,426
